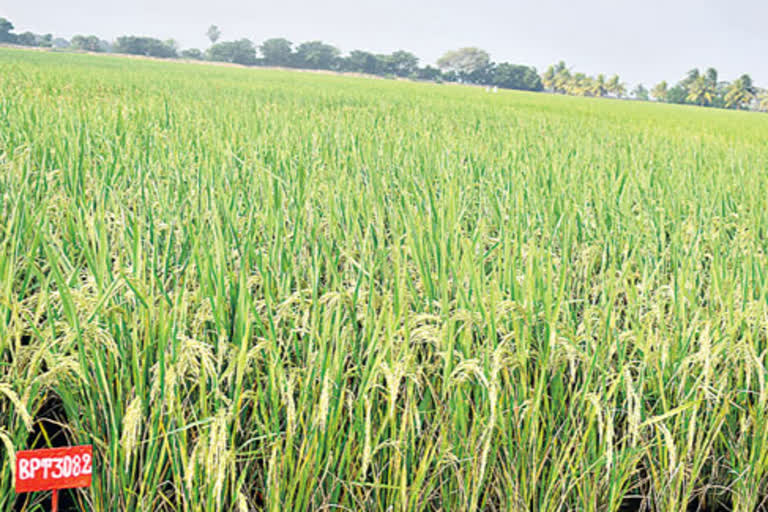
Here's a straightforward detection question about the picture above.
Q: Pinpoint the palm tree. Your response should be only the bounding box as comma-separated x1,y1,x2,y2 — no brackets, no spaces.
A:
566,73,590,96
541,61,570,93
206,25,221,45
683,69,700,87
582,76,598,97
651,81,668,102
631,84,649,101
553,67,571,94
590,74,608,97
758,90,768,112
563,73,578,95
607,75,626,98
687,75,715,106
724,77,755,110
542,65,556,91
739,74,756,95
704,67,718,89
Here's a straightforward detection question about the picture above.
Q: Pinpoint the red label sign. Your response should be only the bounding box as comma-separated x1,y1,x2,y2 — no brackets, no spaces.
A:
15,445,93,493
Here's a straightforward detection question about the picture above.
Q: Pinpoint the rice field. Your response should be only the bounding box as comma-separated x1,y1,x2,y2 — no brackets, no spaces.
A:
2,47,768,511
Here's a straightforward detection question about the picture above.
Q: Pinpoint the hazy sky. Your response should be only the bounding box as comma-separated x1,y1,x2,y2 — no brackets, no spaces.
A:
4,0,767,87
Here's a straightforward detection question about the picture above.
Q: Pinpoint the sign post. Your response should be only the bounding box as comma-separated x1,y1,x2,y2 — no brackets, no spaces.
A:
15,445,93,512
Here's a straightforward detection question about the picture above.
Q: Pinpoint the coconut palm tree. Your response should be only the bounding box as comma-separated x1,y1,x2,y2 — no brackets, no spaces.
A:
590,74,608,97
651,81,668,102
553,67,571,94
566,73,591,96
607,75,626,98
563,73,579,95
704,67,718,89
542,65,556,91
585,77,598,97
740,74,756,95
724,77,755,110
687,75,715,106
683,69,700,88
758,90,768,112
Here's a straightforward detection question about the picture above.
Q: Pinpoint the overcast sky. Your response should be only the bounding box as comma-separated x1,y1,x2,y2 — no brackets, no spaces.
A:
3,0,767,87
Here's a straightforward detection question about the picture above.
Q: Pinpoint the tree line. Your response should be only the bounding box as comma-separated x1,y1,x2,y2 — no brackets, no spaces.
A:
2,16,766,110
541,61,767,112
649,69,768,112
542,61,627,98
0,19,541,91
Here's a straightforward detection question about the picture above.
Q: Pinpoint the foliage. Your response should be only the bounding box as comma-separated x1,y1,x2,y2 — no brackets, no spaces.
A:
542,63,626,99
724,75,755,110
441,70,459,82
207,39,257,65
649,68,768,111
259,38,293,67
206,25,221,45
686,75,716,106
384,50,419,77
3,13,767,113
666,84,688,104
631,83,649,101
70,35,107,52
491,62,542,91
437,47,491,76
15,32,37,46
293,40,341,70
341,49,380,74
651,80,668,101
542,61,569,93
607,74,625,97
416,65,442,81
759,90,768,112
114,36,178,58
591,73,608,97
0,17,14,43
180,48,203,60
0,21,52,48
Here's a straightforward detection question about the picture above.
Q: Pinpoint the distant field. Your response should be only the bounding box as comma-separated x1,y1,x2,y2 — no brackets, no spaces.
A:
2,47,768,511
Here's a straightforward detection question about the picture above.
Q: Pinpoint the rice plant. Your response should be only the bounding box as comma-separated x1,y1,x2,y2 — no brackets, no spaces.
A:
2,47,768,511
